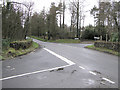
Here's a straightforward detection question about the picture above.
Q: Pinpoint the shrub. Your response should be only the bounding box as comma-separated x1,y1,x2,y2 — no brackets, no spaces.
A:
110,33,118,42
2,39,11,50
10,39,33,50
94,41,120,52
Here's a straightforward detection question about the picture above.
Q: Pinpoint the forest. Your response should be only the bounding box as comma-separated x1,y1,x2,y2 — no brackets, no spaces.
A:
2,0,119,49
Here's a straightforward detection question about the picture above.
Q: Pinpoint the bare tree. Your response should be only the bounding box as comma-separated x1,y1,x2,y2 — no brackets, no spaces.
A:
23,2,34,39
69,3,76,38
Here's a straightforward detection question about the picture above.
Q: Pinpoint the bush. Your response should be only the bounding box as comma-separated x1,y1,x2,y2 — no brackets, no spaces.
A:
10,39,33,50
82,25,98,40
94,41,120,52
110,33,118,42
2,39,11,50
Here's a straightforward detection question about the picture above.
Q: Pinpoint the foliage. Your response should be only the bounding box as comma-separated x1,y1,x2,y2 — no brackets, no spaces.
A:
82,25,98,40
90,2,119,41
31,36,81,43
2,41,39,60
110,33,118,42
85,45,119,56
30,2,71,40
10,39,33,50
50,39,80,43
2,39,11,50
2,2,24,41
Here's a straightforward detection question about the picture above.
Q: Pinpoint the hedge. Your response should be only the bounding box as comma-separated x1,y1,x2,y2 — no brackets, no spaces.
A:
94,41,120,52
10,39,33,50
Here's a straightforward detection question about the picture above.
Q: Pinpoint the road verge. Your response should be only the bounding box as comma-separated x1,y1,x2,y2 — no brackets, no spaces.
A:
85,45,120,56
1,41,39,60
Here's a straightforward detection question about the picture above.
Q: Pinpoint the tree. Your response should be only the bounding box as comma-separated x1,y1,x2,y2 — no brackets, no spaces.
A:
30,8,47,38
2,1,24,41
47,2,64,40
23,2,34,39
82,25,97,40
70,0,85,39
62,0,65,30
91,1,119,41
58,0,62,30
69,3,76,38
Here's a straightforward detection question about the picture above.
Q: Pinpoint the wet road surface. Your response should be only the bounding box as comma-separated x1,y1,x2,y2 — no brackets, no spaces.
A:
2,39,118,88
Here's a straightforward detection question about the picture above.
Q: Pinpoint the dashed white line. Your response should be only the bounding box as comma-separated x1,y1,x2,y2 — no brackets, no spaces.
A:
89,71,97,75
44,48,75,65
79,66,85,70
102,77,115,84
0,64,72,81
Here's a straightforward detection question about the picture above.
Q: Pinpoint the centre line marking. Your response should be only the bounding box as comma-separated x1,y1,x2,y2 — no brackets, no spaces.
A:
102,77,115,84
79,66,85,70
0,64,72,81
43,48,75,65
89,71,97,75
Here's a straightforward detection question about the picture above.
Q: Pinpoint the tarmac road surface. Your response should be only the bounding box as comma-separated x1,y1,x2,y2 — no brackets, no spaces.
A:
2,39,118,88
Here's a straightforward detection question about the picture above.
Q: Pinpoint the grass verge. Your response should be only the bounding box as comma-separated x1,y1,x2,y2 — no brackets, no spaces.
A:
49,39,81,43
1,42,39,60
85,45,120,56
31,36,81,43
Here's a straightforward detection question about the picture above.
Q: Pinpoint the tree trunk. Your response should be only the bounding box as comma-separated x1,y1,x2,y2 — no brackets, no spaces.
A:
76,0,79,39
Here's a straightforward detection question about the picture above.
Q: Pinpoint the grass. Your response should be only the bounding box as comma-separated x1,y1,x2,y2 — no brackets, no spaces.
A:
0,55,2,60
2,42,39,60
50,39,81,43
31,36,81,43
85,45,120,56
31,36,47,42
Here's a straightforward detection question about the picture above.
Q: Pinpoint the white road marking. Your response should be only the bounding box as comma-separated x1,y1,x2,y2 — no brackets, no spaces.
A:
10,68,15,71
43,48,75,65
89,71,97,75
79,66,85,70
0,64,72,81
102,77,115,84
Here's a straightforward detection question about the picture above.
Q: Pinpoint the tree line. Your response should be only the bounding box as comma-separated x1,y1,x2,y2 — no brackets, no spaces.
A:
2,0,119,42
90,1,119,41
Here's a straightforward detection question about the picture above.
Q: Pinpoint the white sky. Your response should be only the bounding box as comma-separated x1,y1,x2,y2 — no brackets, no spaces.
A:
10,0,99,26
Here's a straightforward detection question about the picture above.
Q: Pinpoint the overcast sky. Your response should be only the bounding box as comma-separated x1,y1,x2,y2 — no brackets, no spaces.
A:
10,0,99,26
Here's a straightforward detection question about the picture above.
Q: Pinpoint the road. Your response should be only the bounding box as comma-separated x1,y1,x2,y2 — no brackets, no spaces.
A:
2,39,118,88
